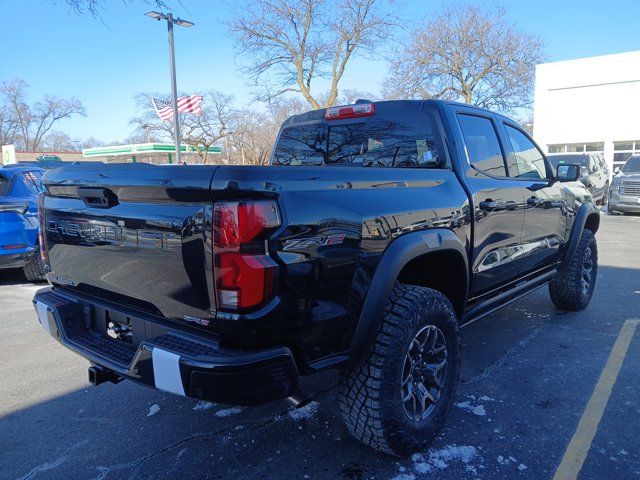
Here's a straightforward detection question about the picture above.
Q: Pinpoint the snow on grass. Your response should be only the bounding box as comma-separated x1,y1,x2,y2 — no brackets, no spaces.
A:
192,400,215,411
288,401,319,421
147,404,160,417
215,406,243,418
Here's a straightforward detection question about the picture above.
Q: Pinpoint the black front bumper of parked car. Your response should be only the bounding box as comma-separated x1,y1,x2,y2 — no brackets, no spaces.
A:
33,287,299,406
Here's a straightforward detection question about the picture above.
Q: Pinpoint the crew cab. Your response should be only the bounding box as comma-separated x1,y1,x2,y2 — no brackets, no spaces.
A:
34,100,600,456
0,164,47,281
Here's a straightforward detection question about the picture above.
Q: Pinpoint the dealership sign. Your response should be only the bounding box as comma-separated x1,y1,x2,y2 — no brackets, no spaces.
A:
2,145,16,165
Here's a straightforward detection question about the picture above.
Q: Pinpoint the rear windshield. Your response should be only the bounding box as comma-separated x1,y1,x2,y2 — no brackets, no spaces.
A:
547,154,589,168
622,156,640,173
272,113,444,168
0,175,10,196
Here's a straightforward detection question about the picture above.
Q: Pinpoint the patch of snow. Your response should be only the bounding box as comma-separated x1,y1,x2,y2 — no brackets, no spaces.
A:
147,404,160,417
472,405,486,416
390,475,415,480
455,401,486,416
192,400,215,411
410,445,478,475
518,463,527,471
215,406,243,417
289,401,319,421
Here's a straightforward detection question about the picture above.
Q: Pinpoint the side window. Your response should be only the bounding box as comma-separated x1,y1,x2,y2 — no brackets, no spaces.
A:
21,172,42,194
598,154,607,173
504,125,548,179
457,114,507,177
0,175,10,196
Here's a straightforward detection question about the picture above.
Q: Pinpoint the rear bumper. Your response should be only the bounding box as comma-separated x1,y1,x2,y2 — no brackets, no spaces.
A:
33,287,299,406
0,251,30,269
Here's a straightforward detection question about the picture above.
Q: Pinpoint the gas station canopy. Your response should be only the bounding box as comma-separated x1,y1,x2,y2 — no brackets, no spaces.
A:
82,143,222,163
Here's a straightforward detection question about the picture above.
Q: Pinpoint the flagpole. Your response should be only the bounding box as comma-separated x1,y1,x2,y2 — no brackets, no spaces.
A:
167,13,181,164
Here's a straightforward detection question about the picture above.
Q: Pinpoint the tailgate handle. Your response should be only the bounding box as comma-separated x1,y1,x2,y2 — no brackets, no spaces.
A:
76,187,118,208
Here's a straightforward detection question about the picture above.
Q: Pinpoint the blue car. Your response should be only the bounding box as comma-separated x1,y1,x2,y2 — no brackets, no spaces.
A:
0,164,47,281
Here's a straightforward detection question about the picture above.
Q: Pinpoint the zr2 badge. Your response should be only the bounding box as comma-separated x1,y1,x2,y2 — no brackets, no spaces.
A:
283,234,345,251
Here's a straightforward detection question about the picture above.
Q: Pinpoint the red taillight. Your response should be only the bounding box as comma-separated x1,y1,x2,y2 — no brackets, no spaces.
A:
213,200,280,311
325,102,375,120
2,244,27,250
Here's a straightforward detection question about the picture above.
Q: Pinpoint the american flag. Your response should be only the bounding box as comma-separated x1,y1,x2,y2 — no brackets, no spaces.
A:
151,95,204,121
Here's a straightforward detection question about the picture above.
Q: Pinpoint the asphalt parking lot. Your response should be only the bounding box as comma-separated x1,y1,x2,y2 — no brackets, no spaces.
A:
2,214,639,480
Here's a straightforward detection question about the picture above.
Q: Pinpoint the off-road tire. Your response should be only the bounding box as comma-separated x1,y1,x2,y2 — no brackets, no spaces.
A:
338,284,460,456
549,229,597,311
23,246,47,282
607,202,615,215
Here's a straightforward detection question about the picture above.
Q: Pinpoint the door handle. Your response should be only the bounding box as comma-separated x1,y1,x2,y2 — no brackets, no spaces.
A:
479,200,499,210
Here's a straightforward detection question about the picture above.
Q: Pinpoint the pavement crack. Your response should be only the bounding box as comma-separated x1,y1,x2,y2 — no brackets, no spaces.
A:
465,325,545,384
18,456,67,480
96,387,338,480
18,440,89,480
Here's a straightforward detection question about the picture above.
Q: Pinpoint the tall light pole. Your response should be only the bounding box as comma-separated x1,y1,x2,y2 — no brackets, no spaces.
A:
145,11,194,164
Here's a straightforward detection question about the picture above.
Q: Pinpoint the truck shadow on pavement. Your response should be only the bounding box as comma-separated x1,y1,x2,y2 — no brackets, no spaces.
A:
0,268,33,286
2,265,640,480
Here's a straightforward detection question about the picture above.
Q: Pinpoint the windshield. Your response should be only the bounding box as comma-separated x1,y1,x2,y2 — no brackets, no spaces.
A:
622,156,640,173
547,154,589,169
272,112,443,168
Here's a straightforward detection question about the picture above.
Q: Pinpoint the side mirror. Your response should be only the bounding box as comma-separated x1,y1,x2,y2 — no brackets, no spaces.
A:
556,163,581,182
614,166,620,174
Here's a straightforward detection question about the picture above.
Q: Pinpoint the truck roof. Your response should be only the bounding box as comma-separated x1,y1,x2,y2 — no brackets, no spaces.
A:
0,164,45,177
281,99,503,128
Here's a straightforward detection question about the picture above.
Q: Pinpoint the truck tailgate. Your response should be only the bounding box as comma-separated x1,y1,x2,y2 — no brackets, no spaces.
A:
41,163,217,323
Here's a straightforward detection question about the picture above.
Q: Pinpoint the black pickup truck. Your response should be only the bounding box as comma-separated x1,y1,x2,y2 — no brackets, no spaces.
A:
34,100,600,456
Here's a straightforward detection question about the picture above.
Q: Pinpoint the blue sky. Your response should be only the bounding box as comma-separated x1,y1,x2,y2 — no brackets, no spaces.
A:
3,0,640,142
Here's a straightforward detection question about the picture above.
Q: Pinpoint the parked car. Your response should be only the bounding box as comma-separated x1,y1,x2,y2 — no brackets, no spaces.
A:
608,155,640,214
0,164,47,281
33,100,599,456
547,152,610,205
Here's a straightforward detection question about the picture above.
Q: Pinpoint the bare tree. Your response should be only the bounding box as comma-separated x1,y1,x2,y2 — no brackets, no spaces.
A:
1,79,85,151
130,90,235,163
383,4,545,113
41,131,76,151
0,103,18,146
57,0,169,17
229,0,396,109
80,136,106,149
226,97,309,165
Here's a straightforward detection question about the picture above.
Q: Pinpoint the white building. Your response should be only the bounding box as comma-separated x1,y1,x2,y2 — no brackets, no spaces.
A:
533,50,640,173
